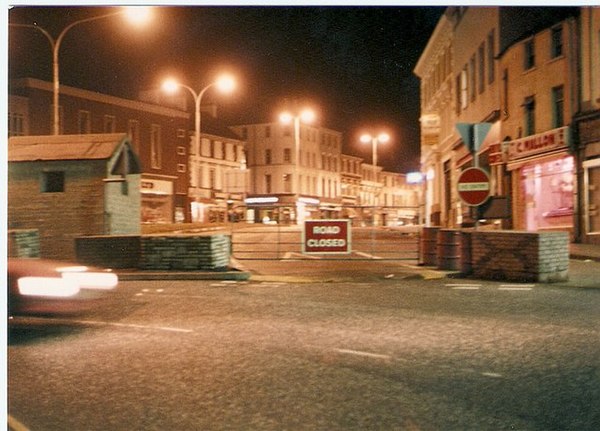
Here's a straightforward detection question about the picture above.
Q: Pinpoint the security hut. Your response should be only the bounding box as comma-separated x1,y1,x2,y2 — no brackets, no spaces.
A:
8,133,142,261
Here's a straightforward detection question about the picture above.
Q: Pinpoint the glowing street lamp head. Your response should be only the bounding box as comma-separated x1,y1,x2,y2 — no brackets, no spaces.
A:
300,109,315,123
360,134,373,144
122,6,153,26
377,132,390,143
215,74,236,94
161,78,180,94
279,112,293,124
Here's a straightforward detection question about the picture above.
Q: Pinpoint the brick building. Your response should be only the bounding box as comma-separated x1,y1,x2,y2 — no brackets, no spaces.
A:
413,7,597,243
8,133,141,260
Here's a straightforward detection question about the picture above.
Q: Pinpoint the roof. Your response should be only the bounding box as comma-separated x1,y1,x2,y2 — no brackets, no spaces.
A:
8,133,130,162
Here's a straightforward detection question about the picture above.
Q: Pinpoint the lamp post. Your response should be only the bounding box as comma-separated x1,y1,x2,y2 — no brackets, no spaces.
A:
279,108,315,225
162,74,236,221
360,132,390,225
10,7,152,135
279,109,315,191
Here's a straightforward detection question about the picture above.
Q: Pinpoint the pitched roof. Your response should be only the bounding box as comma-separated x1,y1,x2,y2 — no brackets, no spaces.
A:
8,133,130,162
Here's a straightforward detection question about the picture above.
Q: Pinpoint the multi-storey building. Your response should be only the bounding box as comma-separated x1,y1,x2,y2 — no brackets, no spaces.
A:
231,121,344,224
415,7,588,241
574,7,600,244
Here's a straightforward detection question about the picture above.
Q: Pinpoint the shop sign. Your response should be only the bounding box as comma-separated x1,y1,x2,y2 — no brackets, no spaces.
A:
457,167,491,206
303,219,351,254
420,114,440,137
141,179,172,195
507,127,569,161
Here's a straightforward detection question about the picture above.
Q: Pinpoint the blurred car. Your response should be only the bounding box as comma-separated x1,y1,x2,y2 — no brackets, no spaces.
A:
7,258,118,316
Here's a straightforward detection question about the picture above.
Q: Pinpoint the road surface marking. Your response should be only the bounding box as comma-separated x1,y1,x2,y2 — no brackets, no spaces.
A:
17,317,195,333
354,251,383,259
481,372,503,378
498,286,533,291
446,283,481,290
335,348,392,360
8,415,30,431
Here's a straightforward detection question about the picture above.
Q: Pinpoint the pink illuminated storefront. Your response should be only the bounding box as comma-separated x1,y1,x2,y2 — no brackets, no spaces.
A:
507,127,574,236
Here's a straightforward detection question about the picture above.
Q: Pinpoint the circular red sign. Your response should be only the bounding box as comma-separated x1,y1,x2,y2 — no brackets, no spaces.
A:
457,167,491,206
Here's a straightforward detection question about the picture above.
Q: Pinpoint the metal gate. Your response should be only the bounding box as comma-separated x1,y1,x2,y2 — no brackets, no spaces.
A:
231,205,420,261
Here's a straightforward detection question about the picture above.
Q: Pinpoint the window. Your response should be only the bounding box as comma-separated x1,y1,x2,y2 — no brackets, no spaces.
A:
265,174,272,193
78,110,91,134
177,146,186,156
209,169,216,189
265,149,272,164
103,115,116,133
128,120,140,152
487,30,495,84
460,67,468,110
150,124,162,169
283,174,292,193
177,164,186,173
177,129,186,138
8,112,25,136
265,125,271,138
523,96,536,136
478,43,485,94
524,39,535,70
283,126,291,137
551,25,563,58
469,55,476,101
284,148,291,163
41,171,65,193
552,85,564,128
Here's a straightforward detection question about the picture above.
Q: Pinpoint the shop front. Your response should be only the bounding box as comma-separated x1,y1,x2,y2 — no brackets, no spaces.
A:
506,127,574,235
141,177,175,224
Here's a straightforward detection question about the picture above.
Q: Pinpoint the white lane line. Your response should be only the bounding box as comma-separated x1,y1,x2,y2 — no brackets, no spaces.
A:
446,283,481,290
8,414,30,431
481,372,503,378
335,348,392,361
74,320,194,333
18,317,195,333
354,251,383,259
498,286,533,291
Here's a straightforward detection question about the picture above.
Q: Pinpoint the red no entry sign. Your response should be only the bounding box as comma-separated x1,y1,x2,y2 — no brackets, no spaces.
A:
457,167,491,206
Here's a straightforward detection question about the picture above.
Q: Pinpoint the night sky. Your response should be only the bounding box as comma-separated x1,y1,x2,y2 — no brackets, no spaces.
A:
8,5,445,173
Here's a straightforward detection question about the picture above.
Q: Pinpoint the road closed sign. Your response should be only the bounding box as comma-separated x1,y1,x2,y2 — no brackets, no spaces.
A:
303,219,351,254
457,167,491,206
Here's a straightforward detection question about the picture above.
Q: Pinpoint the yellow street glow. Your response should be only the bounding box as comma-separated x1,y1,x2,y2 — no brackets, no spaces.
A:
122,7,153,26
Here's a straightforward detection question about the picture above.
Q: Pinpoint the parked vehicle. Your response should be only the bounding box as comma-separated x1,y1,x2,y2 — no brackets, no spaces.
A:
7,258,118,316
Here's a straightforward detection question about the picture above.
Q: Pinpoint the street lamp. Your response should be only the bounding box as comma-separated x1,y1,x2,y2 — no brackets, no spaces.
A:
10,7,153,135
360,132,390,225
360,132,390,169
279,108,315,177
162,74,236,220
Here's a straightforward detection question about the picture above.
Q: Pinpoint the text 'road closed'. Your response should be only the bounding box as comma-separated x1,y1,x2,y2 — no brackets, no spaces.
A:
303,220,351,254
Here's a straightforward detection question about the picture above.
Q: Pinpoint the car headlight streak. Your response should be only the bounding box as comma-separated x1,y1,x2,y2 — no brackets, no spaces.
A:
17,268,118,297
18,277,80,297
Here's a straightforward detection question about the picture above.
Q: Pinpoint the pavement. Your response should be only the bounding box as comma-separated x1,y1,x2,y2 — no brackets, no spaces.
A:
117,242,600,289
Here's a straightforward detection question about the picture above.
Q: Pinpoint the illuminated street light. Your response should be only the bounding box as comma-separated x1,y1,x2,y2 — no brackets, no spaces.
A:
279,108,315,193
162,74,237,220
360,132,390,226
360,132,390,169
10,7,153,135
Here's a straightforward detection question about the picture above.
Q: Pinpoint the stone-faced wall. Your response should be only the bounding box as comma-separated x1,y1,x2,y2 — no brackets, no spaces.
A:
471,230,569,282
76,234,232,271
7,229,40,258
139,235,231,270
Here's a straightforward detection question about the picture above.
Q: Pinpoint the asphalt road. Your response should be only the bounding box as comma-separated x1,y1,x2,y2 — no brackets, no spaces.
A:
8,277,600,430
